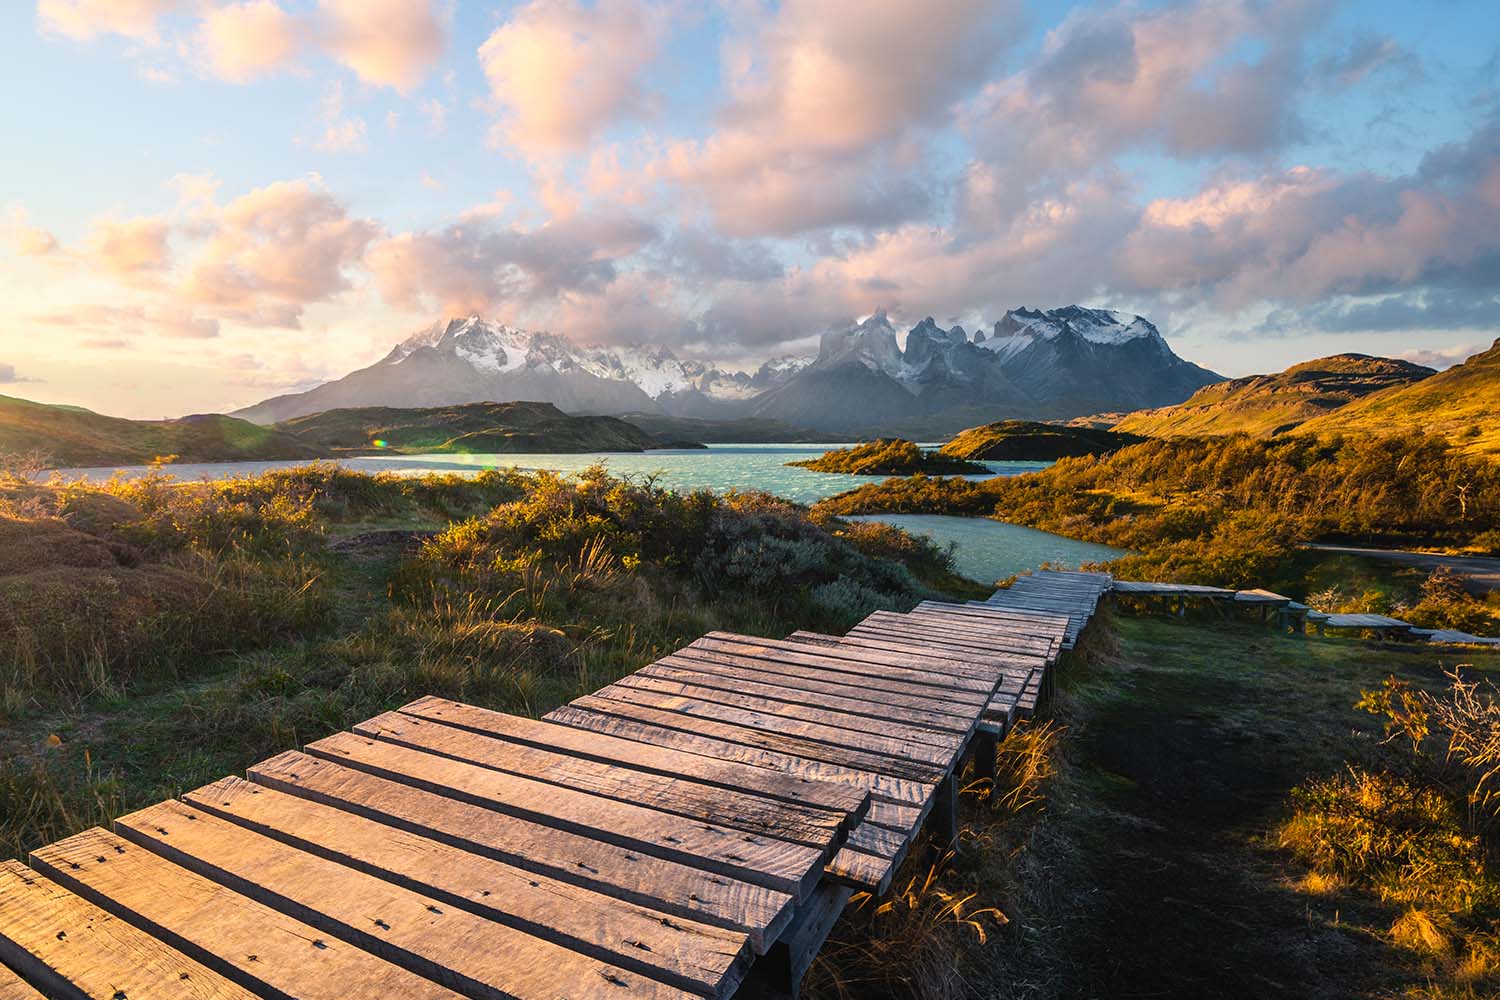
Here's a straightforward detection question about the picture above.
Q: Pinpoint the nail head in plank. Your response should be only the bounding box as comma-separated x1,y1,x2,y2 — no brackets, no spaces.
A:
181,777,749,997
399,697,869,819
30,828,463,1000
0,859,260,1000
352,711,847,849
303,731,828,899
247,751,793,954
113,800,698,1000
543,703,935,807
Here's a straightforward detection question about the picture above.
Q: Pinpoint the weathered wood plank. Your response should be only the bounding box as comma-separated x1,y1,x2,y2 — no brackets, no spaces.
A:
30,828,464,1000
824,848,898,897
680,643,995,706
845,822,907,858
303,731,828,898
693,634,998,691
853,618,1052,657
247,751,794,953
115,800,699,1000
543,703,935,806
612,668,972,746
181,777,750,997
592,682,961,768
0,963,42,1000
352,711,848,848
820,631,1046,674
865,609,1058,648
655,652,981,719
398,697,868,819
0,860,259,1000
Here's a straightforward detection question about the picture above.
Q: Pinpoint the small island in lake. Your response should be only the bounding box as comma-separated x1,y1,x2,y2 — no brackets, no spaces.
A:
939,419,1144,461
788,438,989,475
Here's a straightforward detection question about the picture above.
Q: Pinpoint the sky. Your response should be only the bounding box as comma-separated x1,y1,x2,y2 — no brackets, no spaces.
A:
2,0,1499,418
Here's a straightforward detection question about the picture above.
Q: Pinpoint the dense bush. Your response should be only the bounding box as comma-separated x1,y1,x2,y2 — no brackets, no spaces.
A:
789,439,987,476
817,432,1500,591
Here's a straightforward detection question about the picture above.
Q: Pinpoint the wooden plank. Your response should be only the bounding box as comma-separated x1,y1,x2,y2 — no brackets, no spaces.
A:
819,633,1043,678
543,703,934,807
824,848,897,897
352,711,847,849
0,860,260,1000
863,610,1057,650
845,823,907,858
853,618,1052,656
592,683,960,768
914,601,1071,626
638,659,974,733
30,827,464,1000
867,800,920,831
681,641,996,710
247,751,793,953
398,697,868,819
694,634,999,691
0,964,41,1000
903,607,1069,646
651,653,978,722
115,801,699,1000
848,624,1052,663
303,731,828,899
181,777,750,997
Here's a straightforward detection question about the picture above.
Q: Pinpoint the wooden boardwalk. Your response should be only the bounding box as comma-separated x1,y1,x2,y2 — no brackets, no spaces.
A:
0,582,1101,1000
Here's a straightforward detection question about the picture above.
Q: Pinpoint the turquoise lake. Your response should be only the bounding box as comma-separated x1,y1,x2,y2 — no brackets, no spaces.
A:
57,444,1124,584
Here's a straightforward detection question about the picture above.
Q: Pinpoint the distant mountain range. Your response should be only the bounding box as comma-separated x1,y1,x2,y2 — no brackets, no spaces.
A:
234,307,1224,435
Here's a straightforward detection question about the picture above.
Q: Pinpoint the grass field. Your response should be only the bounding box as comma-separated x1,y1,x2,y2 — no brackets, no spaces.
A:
804,611,1500,999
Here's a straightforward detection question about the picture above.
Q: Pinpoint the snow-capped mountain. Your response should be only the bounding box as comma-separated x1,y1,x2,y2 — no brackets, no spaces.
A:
234,317,805,424
235,308,1221,433
749,306,1221,434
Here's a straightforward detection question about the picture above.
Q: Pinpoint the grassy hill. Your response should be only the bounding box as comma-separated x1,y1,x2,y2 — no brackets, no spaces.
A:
276,400,677,454
612,413,852,444
788,438,988,475
1295,339,1500,456
1114,354,1434,439
0,395,326,468
940,420,1144,461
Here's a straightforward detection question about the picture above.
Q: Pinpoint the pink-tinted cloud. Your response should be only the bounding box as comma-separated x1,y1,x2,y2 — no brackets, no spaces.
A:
367,207,657,318
0,362,39,384
37,0,181,41
34,303,219,340
196,0,302,82
317,0,448,92
85,217,172,280
479,0,671,154
661,0,1020,237
180,177,380,326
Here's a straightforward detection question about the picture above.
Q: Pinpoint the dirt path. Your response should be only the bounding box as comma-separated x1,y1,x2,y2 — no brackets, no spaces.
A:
1303,543,1500,594
1046,618,1499,999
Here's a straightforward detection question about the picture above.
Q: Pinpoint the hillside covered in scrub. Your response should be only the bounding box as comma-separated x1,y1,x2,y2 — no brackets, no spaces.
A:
940,420,1143,461
816,433,1500,604
788,438,988,475
0,394,325,467
1296,339,1500,456
275,400,686,454
1112,354,1435,439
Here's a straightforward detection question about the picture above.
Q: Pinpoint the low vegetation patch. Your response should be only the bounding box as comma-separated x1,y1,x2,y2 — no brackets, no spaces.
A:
816,432,1500,601
939,420,1143,462
0,459,971,860
790,438,988,476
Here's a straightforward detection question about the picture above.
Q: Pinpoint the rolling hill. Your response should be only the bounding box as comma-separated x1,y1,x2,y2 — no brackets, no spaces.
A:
0,395,326,468
939,420,1145,461
275,401,677,454
1295,339,1500,456
1113,354,1435,439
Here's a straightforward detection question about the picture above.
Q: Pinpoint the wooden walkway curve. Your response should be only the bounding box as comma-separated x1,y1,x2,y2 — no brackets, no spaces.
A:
0,570,1113,999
